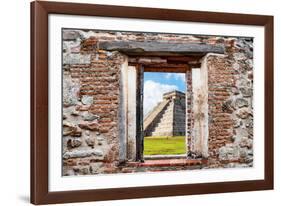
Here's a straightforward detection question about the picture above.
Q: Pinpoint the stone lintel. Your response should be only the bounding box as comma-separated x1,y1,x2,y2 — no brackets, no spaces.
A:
99,41,225,56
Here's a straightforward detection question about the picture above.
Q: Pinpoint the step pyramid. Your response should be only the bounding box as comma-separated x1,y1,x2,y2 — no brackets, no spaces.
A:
144,90,186,137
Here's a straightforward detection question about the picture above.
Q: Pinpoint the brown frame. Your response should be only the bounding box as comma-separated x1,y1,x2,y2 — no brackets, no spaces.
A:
31,1,274,204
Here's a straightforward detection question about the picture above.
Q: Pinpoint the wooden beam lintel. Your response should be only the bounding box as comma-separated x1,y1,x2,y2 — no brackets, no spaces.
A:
144,67,189,73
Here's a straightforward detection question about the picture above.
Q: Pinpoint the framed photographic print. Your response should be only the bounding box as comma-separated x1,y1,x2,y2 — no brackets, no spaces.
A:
30,1,274,204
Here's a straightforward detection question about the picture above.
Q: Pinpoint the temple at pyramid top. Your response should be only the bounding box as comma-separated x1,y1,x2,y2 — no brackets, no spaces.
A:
163,90,185,100
144,90,186,137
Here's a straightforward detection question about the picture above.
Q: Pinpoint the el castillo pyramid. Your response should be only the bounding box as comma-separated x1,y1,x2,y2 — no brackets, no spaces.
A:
143,90,186,137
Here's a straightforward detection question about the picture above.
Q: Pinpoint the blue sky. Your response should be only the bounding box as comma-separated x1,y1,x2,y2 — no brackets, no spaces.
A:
144,72,186,92
143,72,186,117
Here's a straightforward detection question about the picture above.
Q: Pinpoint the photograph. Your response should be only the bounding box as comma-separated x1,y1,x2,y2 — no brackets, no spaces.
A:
62,29,254,176
29,1,274,204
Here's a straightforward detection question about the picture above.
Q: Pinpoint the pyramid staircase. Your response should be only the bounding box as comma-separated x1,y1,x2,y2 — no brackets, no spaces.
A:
144,90,186,137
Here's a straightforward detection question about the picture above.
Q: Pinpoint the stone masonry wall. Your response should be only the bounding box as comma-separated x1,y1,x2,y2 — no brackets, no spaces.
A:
206,38,253,168
62,29,253,175
63,31,126,175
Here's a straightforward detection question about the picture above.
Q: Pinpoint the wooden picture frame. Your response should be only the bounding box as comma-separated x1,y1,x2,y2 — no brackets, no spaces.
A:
31,0,274,204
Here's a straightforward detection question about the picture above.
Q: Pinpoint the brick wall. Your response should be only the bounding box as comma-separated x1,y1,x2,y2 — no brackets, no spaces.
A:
63,31,127,175
206,38,253,168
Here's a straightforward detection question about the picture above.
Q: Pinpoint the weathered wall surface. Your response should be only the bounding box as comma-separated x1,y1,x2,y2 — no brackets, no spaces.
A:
186,70,193,154
206,38,253,168
190,64,209,158
63,30,126,175
62,29,253,175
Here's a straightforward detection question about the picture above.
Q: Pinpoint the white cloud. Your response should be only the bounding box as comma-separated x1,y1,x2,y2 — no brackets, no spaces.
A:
143,80,178,117
165,73,185,82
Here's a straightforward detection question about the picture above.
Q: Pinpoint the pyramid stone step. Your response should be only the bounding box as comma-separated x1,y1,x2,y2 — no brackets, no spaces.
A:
144,90,186,137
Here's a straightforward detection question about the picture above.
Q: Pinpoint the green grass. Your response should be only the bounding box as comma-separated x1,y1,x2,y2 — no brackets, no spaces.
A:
144,136,186,155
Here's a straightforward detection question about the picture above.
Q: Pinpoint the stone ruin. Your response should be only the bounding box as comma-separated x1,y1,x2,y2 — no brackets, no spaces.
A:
62,29,254,175
144,90,186,137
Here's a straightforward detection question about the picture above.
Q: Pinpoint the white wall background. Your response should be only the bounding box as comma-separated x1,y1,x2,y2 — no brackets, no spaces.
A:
0,0,279,205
